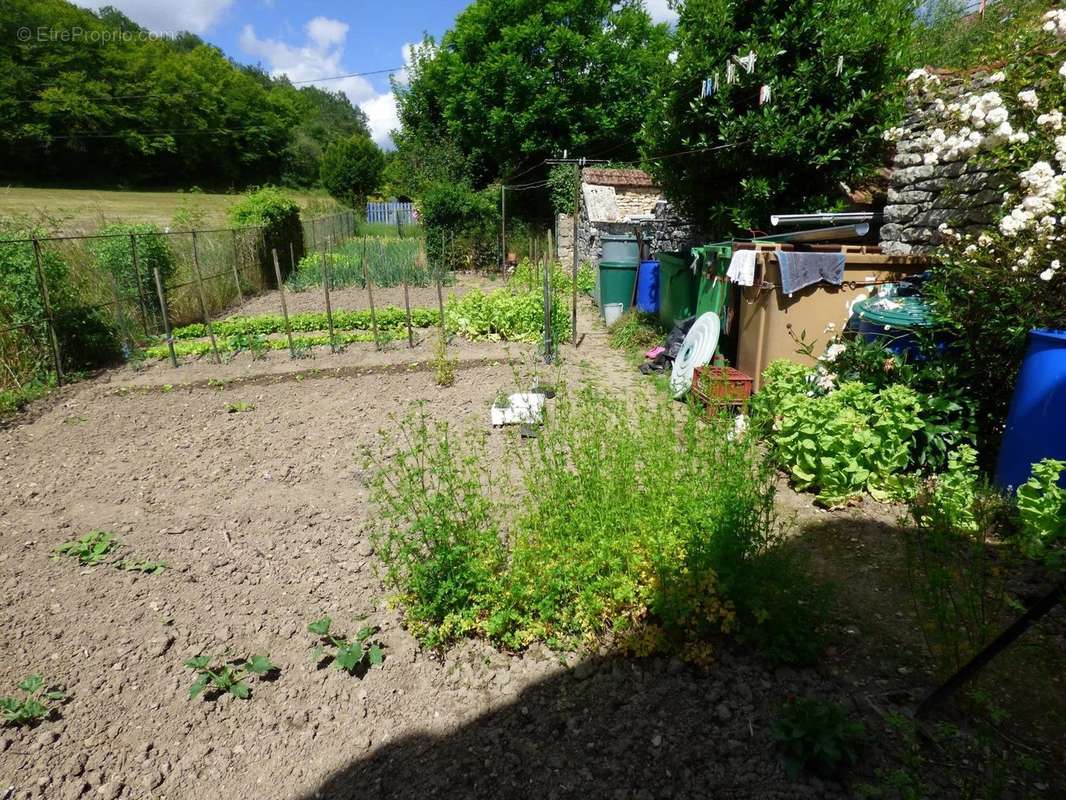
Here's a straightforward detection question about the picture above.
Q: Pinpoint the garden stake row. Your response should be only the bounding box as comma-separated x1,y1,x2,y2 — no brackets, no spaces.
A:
190,231,220,364
272,248,297,359
362,235,381,350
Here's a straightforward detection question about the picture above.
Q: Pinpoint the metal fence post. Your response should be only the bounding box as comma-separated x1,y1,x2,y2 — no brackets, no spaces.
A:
190,231,221,363
128,233,152,338
230,230,245,306
152,266,179,369
31,237,64,386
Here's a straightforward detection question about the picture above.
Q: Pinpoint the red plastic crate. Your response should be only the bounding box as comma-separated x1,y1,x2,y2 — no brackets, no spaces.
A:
691,366,753,407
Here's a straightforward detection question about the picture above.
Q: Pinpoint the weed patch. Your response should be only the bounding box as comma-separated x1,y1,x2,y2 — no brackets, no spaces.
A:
368,387,828,662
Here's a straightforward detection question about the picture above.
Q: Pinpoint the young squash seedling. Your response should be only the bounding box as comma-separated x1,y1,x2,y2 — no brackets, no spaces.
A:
1,675,66,727
52,531,118,566
118,558,167,574
184,654,276,700
308,616,384,676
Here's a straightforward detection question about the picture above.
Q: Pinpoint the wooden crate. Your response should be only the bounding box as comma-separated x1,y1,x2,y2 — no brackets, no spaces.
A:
691,366,753,408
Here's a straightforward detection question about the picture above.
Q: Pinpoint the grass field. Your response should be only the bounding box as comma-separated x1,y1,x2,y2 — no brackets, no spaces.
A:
0,186,344,234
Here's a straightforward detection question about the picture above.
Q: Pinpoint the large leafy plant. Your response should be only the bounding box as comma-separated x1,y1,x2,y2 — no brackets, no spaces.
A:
1016,458,1066,566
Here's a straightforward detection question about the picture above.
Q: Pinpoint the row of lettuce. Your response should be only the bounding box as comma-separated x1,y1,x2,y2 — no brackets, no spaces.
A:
144,261,596,359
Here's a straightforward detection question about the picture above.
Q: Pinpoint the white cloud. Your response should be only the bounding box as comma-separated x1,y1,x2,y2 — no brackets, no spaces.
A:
361,93,400,149
74,0,234,34
240,21,408,149
306,16,348,49
644,0,679,26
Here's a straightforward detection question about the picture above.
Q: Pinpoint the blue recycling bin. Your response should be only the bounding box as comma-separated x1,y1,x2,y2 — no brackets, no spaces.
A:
995,328,1066,491
635,260,659,314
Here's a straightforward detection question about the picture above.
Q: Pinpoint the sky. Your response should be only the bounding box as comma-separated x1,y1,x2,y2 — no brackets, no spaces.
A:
73,1,679,149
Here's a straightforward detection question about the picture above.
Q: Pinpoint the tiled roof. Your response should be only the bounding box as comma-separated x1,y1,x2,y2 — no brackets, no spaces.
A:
582,168,657,189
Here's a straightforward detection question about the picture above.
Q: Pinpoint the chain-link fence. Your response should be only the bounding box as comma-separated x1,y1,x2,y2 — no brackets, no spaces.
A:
0,210,356,395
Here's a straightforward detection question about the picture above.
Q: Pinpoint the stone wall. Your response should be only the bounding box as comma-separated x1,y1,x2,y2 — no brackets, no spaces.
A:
559,203,696,265
881,74,1005,255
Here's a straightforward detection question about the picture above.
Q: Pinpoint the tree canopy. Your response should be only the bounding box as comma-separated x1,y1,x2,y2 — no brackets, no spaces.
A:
0,0,369,188
644,0,917,234
320,135,386,210
392,0,673,194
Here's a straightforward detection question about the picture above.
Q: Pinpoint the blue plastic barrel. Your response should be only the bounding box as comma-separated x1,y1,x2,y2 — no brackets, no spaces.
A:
995,328,1066,491
635,260,659,314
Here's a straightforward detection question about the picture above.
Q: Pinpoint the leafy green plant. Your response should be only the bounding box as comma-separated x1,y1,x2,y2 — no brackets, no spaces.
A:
226,401,255,414
903,450,1018,676
228,187,304,286
184,654,275,701
1,675,66,727
772,696,866,779
117,558,166,574
52,530,117,566
1016,458,1066,567
307,616,385,675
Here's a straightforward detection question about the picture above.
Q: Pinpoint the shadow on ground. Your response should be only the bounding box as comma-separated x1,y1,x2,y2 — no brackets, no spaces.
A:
296,647,848,800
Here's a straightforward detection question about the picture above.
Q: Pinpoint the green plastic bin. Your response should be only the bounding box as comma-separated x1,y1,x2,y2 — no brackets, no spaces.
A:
656,250,698,328
598,260,639,314
694,243,732,319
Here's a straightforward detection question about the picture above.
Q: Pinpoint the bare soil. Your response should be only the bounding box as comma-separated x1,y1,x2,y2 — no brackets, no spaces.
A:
1,297,1061,800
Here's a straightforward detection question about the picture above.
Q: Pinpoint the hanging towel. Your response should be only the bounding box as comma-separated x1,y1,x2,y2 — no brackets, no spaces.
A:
726,249,757,287
777,251,846,296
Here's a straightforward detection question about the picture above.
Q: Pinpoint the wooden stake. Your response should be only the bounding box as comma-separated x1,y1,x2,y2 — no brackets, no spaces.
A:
436,277,446,342
31,238,64,385
403,281,414,349
323,241,336,353
271,249,296,358
362,235,380,350
230,230,244,306
152,266,178,369
128,233,152,338
190,232,220,363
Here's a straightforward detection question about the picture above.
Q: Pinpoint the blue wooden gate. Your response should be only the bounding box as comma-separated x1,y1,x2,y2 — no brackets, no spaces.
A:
366,201,415,224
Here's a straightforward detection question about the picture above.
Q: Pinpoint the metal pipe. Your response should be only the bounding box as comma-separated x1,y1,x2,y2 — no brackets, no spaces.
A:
770,212,878,228
754,223,871,244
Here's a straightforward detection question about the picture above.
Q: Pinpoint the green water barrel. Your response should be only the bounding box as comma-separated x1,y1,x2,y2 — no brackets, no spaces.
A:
600,234,640,264
598,261,639,313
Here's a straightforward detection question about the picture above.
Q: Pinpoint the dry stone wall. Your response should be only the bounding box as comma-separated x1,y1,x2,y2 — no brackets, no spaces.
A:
881,74,1007,255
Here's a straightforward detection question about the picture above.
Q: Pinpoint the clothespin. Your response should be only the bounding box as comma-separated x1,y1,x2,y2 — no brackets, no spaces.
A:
836,55,844,77
759,84,772,105
701,77,716,98
733,50,757,74
725,61,737,85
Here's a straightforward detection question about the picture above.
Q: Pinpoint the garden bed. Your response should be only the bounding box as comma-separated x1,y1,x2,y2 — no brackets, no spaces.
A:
0,299,1061,800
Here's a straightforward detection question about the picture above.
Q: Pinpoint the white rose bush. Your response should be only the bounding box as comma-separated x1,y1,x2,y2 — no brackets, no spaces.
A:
902,10,1066,458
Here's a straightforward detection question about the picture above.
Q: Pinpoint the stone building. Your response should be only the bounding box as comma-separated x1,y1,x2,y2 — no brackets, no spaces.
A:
556,167,696,265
